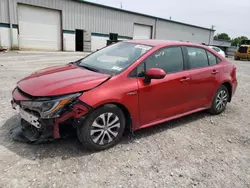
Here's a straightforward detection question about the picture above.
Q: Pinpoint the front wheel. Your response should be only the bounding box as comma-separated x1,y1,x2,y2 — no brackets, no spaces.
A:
77,104,125,151
209,85,229,115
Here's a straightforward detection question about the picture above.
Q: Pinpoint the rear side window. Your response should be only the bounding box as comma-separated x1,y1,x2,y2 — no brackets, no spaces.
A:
145,47,184,74
187,47,209,69
207,51,217,66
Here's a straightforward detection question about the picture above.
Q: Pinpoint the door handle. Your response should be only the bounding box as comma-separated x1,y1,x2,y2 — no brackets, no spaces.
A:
180,77,190,82
211,70,219,75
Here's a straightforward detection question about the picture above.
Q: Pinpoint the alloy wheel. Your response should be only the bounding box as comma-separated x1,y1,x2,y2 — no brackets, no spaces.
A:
90,113,121,146
215,90,228,111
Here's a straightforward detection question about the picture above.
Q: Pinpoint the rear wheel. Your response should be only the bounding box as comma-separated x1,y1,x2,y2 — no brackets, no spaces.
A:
209,85,229,115
234,56,240,60
77,104,125,151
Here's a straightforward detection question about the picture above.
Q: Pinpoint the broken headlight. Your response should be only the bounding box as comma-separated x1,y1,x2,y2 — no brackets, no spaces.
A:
20,93,81,119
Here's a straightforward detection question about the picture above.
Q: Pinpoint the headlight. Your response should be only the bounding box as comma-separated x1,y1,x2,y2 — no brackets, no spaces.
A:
20,93,81,118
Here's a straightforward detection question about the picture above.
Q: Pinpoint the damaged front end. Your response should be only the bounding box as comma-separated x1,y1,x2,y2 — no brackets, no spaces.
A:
10,88,90,143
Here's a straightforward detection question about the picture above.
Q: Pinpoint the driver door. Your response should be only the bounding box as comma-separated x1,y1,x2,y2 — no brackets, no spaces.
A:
137,46,191,126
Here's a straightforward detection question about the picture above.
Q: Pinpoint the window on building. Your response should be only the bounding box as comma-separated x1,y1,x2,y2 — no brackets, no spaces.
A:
144,47,184,74
207,51,217,66
187,47,209,69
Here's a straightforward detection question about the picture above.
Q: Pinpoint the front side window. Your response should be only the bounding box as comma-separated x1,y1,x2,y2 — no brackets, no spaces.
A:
187,47,209,69
207,51,217,66
137,63,145,77
79,42,152,74
143,47,184,74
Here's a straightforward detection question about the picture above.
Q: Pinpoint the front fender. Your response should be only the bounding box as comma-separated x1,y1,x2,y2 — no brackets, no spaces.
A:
78,76,140,131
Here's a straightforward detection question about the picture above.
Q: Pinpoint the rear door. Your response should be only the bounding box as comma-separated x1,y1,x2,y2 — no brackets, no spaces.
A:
184,46,221,110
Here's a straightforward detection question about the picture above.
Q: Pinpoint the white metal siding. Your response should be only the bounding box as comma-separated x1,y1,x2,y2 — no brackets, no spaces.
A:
0,27,11,48
0,0,215,50
0,28,18,49
61,0,155,37
133,24,152,39
18,4,61,50
156,20,214,44
3,0,155,38
91,36,130,52
63,33,75,51
91,36,109,52
0,0,9,23
213,39,231,47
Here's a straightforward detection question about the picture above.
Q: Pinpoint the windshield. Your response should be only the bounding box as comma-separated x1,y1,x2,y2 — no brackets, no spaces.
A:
79,42,152,74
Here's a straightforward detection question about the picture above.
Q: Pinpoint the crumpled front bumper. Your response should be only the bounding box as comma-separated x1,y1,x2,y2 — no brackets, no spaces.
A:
10,88,90,143
10,119,55,144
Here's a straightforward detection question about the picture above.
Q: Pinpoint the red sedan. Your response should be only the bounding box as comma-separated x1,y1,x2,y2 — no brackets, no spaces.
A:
11,40,237,150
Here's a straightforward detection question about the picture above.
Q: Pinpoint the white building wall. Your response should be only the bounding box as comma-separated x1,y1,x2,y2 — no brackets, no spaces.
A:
0,0,215,51
3,0,155,38
156,19,214,44
0,0,9,23
63,33,75,51
0,26,18,49
213,39,231,47
91,35,109,52
12,28,19,49
0,27,10,48
91,35,130,52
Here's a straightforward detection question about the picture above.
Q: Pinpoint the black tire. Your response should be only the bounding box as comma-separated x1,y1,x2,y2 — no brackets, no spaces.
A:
234,56,239,60
77,104,125,151
209,85,229,115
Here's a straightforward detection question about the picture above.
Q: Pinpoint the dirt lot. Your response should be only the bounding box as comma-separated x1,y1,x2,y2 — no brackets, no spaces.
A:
0,52,249,188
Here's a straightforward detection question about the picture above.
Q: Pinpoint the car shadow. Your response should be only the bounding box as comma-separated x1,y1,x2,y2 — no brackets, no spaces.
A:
0,115,92,160
0,111,210,160
121,111,209,144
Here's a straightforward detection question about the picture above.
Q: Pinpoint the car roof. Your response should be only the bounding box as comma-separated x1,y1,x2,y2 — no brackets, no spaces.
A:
124,39,206,48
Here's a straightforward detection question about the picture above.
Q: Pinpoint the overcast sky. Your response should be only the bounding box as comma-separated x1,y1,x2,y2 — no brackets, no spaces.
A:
89,0,250,39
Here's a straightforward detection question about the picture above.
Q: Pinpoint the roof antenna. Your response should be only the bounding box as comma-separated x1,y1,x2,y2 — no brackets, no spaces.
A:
120,2,123,9
169,17,172,20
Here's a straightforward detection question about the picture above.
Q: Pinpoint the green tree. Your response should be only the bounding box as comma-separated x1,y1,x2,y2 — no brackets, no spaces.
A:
214,33,231,41
231,36,249,47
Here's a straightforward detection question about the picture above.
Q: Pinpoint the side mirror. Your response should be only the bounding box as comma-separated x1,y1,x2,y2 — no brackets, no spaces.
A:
144,68,166,84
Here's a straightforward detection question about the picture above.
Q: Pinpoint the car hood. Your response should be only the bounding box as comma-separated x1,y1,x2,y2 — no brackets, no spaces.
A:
17,64,111,96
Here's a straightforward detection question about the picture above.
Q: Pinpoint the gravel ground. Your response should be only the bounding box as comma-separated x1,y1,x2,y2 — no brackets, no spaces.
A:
0,52,249,188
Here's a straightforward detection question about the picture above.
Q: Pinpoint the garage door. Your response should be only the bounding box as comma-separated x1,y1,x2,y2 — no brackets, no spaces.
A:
18,5,61,51
133,24,152,39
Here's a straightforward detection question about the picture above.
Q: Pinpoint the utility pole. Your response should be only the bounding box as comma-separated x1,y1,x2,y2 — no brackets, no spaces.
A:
208,25,215,45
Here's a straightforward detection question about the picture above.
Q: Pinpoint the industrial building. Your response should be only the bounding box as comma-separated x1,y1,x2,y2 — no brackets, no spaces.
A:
0,0,215,52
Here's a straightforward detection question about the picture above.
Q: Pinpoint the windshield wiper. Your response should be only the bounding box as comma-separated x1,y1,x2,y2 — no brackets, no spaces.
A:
80,65,100,72
69,59,81,65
